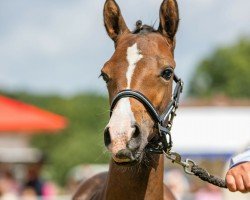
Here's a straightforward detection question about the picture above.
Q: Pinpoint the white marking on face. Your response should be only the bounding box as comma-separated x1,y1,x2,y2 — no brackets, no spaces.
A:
107,43,143,153
108,98,136,152
126,43,143,89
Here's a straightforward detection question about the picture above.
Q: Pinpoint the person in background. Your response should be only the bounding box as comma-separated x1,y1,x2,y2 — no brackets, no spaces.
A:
0,171,18,200
194,183,222,200
226,146,250,193
24,163,44,196
164,169,192,200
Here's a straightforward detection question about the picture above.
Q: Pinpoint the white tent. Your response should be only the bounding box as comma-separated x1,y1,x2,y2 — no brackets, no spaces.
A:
171,107,250,159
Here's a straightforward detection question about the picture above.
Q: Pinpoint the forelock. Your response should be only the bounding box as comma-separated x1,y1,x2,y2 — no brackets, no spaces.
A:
132,20,157,35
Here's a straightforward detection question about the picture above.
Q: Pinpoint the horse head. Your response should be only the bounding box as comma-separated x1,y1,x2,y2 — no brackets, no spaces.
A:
101,0,179,165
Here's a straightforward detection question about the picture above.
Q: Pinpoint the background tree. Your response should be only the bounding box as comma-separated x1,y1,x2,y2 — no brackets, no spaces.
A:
189,37,250,98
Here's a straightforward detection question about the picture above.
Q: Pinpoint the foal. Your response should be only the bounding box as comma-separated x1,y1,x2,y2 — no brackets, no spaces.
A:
74,0,179,199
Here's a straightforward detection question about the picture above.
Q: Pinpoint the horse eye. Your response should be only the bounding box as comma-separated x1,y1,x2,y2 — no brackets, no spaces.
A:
100,72,110,83
161,68,173,80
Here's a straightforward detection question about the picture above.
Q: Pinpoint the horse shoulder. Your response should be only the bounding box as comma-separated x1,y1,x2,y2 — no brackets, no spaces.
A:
72,172,108,200
164,184,176,200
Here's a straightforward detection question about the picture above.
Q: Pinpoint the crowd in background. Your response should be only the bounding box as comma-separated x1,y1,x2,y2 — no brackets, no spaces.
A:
0,164,60,200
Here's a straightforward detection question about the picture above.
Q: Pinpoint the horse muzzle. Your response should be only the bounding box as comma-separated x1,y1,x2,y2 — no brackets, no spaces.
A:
104,124,143,165
112,148,142,166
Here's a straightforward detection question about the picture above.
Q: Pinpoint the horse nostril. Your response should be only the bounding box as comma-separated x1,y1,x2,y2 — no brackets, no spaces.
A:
104,127,111,147
132,124,141,139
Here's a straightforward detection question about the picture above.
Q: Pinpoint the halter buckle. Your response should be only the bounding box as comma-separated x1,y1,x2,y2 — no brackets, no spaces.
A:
158,123,172,152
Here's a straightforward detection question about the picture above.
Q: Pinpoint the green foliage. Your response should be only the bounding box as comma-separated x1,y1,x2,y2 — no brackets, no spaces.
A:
189,37,250,98
1,91,110,185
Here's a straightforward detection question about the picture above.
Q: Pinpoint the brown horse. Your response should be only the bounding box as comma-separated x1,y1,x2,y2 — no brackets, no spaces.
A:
73,0,180,199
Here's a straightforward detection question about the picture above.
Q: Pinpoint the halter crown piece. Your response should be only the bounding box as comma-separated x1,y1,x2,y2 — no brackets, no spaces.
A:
110,73,184,154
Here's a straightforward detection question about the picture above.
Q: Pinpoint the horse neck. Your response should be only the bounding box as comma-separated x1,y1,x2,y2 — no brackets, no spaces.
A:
103,154,164,200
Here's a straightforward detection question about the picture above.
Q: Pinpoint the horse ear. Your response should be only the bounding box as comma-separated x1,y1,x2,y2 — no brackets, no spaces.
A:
103,0,130,42
158,0,179,41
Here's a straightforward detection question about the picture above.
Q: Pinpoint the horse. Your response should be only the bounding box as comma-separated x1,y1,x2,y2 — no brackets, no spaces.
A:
73,0,180,199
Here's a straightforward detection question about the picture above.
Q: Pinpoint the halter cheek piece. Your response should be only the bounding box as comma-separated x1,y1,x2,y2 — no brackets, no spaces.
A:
110,74,184,154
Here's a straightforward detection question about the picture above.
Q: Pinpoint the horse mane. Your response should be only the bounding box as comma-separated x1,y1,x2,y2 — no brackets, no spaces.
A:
132,20,157,34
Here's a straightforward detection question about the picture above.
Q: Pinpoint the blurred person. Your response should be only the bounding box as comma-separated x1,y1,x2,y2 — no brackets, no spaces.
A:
42,181,58,200
0,171,18,200
20,187,38,200
66,177,79,195
24,163,44,197
164,169,192,200
194,183,222,200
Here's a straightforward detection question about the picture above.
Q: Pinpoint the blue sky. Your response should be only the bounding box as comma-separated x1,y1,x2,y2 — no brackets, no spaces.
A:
0,0,250,96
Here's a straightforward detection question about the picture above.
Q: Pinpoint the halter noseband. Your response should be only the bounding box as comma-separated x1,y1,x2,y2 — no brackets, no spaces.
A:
110,73,184,154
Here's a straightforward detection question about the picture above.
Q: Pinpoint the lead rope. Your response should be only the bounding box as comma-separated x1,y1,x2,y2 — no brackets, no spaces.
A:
163,151,227,188
158,78,228,189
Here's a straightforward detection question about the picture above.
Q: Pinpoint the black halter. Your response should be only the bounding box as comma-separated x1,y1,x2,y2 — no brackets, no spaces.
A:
109,75,229,189
110,74,184,154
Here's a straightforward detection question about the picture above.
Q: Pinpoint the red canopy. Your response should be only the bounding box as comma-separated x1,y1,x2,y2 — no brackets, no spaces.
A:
0,95,67,133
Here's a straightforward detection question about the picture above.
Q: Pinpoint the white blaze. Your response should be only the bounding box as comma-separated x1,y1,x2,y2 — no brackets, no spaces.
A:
107,43,143,150
126,43,143,89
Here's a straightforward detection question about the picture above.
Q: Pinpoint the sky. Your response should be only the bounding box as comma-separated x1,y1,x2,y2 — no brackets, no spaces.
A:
0,0,250,96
